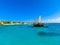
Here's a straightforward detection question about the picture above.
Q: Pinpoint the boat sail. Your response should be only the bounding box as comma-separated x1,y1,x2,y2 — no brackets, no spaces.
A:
38,16,41,23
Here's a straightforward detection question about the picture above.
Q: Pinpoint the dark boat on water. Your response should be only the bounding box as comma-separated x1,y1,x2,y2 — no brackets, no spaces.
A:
33,23,44,27
33,16,44,27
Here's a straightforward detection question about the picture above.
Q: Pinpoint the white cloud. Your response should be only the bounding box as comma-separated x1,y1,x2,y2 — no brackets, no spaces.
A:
47,17,60,23
43,11,60,23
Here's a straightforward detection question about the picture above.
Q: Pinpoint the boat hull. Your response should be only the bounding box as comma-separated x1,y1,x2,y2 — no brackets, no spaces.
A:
33,23,44,27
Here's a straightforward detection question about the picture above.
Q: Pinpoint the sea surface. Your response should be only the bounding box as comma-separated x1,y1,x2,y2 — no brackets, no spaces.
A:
0,23,60,45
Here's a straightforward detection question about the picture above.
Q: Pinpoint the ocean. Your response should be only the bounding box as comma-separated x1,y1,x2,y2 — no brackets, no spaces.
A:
0,23,60,45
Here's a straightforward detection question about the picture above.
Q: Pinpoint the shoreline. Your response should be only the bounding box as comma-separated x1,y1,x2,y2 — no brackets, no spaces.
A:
0,21,60,25
0,23,60,26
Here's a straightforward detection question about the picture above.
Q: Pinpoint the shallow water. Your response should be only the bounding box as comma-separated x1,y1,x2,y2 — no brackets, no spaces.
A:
0,23,60,45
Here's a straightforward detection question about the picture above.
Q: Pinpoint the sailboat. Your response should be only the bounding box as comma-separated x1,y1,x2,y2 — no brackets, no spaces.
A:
33,16,44,27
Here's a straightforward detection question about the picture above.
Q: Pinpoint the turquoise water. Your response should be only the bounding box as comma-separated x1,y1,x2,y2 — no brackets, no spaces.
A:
0,24,60,45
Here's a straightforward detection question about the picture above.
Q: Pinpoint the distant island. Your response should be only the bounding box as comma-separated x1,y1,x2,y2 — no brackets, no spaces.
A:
0,21,59,25
0,21,36,25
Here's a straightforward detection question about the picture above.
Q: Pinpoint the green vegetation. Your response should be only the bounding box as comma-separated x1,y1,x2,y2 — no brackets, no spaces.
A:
0,21,34,25
3,22,11,24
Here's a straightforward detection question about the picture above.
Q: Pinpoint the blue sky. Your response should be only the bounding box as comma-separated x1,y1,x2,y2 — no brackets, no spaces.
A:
0,0,60,22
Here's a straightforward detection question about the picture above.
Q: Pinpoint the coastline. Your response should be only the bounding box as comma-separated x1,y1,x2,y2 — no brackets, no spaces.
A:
0,21,34,25
0,21,60,25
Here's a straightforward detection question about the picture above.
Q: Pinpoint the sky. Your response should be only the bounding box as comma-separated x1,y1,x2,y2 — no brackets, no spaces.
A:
0,0,60,22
